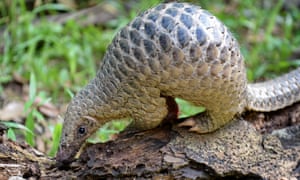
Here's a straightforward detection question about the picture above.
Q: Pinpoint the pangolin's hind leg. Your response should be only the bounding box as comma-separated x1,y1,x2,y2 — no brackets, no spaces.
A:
178,111,216,133
178,110,236,134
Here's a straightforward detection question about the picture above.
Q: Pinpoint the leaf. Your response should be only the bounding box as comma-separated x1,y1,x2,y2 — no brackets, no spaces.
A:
48,123,62,157
33,3,71,14
88,128,118,144
29,73,37,101
1,121,34,135
175,98,205,118
65,88,74,98
25,111,35,147
33,110,45,122
7,128,16,141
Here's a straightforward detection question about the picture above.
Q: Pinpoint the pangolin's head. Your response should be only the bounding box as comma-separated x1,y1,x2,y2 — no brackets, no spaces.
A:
56,93,100,168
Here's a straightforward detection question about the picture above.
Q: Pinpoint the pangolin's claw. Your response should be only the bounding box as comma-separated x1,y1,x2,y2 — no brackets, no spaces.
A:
178,118,196,127
178,118,204,133
188,126,203,133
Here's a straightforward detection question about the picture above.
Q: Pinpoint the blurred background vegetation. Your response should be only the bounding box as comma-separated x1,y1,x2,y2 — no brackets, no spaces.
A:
0,0,299,157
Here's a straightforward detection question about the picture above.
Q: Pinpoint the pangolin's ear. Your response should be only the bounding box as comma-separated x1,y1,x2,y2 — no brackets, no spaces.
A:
82,116,98,126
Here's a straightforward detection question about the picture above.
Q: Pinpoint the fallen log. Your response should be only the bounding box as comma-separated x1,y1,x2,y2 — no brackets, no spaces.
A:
1,103,300,180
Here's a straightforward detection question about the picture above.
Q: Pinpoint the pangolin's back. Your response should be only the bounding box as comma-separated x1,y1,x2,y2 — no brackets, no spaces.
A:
99,3,247,123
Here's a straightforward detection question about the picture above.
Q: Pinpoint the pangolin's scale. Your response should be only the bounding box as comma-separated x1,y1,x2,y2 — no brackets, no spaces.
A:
71,2,300,132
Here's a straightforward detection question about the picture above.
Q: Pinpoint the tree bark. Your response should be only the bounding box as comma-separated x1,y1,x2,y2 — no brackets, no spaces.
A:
1,103,300,180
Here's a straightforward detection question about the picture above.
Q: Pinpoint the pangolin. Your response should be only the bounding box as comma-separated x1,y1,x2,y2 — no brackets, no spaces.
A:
56,2,300,166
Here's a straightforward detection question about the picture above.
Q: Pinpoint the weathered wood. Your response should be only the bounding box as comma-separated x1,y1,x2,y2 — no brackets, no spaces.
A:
0,104,300,180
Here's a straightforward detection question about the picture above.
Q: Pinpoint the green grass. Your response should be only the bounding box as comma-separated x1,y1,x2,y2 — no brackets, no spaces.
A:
1,2,109,100
0,0,299,156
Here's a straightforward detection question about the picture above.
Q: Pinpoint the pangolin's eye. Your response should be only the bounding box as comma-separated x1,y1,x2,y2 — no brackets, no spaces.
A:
78,126,86,135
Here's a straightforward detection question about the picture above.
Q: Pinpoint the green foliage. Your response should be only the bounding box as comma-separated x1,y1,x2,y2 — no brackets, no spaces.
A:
1,121,34,141
24,73,41,146
48,123,62,157
201,0,300,80
0,1,110,99
24,110,36,146
7,128,16,141
88,118,131,143
180,0,300,81
175,98,205,118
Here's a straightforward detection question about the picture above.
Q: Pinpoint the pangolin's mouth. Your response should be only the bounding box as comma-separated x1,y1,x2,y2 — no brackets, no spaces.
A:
55,144,79,169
